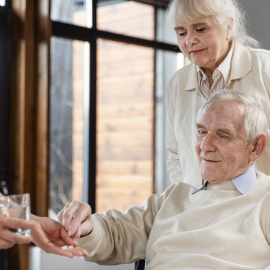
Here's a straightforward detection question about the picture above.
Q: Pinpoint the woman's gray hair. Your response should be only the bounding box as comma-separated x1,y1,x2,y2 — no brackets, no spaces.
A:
168,0,259,47
196,90,268,142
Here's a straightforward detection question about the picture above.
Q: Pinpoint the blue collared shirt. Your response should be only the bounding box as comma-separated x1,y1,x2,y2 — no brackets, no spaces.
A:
231,165,256,194
192,165,256,195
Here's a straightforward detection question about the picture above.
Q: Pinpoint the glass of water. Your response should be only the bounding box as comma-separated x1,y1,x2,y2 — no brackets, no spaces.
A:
0,193,31,236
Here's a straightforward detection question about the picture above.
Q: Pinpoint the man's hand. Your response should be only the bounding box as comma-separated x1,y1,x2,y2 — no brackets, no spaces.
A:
58,201,93,239
0,215,34,249
31,214,89,258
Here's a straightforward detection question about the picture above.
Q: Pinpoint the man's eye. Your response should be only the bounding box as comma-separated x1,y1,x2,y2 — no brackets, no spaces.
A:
217,133,227,139
198,130,207,136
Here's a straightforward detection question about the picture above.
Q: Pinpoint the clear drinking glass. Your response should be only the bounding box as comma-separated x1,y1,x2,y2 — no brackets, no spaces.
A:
0,193,31,236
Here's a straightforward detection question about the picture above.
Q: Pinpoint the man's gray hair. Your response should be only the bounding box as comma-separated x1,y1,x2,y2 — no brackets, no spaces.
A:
196,90,268,142
168,0,259,47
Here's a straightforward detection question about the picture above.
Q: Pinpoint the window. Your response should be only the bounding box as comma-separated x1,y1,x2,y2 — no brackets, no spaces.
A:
96,40,154,212
97,1,154,39
50,37,90,213
49,0,180,215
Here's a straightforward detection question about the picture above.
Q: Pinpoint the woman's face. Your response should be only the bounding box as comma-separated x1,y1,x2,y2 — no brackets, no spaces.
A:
174,16,232,76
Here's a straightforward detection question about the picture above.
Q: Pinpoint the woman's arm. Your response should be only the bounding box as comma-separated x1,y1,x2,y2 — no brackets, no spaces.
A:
165,81,183,183
31,214,89,258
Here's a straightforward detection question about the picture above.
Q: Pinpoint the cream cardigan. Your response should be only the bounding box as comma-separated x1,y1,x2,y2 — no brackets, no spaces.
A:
77,171,270,269
166,41,270,187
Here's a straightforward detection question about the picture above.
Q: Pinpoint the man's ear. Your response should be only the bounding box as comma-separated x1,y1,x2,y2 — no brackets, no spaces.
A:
250,134,267,161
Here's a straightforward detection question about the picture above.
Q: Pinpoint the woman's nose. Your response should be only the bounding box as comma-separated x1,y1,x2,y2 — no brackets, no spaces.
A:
186,32,198,47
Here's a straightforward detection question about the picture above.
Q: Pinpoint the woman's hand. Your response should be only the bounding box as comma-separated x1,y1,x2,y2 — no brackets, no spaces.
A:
31,214,89,258
0,215,34,249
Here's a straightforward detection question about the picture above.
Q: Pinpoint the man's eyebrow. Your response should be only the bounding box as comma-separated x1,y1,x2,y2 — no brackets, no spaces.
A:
216,128,232,136
196,123,205,129
196,125,233,135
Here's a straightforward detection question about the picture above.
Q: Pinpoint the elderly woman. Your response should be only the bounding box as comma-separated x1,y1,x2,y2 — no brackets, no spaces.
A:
166,0,270,187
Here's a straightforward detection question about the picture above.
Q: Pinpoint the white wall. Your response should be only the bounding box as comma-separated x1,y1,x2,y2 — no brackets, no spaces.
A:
239,0,270,50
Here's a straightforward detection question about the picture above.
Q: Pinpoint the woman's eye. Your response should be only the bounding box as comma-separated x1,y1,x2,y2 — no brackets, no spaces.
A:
196,28,205,33
178,32,186,37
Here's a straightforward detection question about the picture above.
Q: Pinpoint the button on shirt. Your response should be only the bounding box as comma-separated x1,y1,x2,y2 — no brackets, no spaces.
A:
197,43,234,100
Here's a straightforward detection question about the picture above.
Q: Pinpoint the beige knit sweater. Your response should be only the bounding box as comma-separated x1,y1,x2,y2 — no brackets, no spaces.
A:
77,171,270,269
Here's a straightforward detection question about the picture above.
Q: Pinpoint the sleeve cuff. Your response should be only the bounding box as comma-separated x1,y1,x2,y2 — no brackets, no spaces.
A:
76,217,103,248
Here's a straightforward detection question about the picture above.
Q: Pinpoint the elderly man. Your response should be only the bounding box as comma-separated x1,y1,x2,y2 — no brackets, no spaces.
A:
58,90,270,269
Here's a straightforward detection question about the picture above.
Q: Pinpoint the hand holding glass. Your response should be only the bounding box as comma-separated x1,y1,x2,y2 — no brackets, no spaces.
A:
0,193,31,236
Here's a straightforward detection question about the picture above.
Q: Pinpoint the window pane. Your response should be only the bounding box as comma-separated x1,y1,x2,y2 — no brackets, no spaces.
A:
97,1,154,40
51,0,92,27
96,39,154,213
156,7,178,44
50,37,89,214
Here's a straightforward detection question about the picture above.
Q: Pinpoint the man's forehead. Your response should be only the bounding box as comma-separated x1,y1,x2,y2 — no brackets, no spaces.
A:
197,101,246,131
201,101,245,117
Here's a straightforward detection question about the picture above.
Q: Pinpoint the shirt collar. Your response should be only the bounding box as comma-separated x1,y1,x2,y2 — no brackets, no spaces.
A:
196,42,234,82
231,165,256,194
192,165,256,195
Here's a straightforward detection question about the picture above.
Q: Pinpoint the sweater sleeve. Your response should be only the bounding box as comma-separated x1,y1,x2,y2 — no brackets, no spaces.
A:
76,185,175,265
260,192,270,245
165,79,183,183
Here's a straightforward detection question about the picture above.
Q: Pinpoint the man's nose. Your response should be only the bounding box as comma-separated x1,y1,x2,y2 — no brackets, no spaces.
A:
200,133,216,152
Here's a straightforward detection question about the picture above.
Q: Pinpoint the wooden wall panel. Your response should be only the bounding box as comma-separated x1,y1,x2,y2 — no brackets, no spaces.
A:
96,1,155,213
9,0,50,269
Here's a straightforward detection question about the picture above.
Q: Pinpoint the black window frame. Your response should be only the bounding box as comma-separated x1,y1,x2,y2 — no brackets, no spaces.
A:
51,0,180,213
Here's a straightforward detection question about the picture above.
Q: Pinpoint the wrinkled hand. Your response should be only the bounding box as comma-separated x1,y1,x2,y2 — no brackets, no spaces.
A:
0,215,34,249
31,214,89,258
58,201,93,239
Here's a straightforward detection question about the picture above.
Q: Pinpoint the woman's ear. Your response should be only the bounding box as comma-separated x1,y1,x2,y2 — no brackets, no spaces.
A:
250,134,267,161
226,17,234,41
